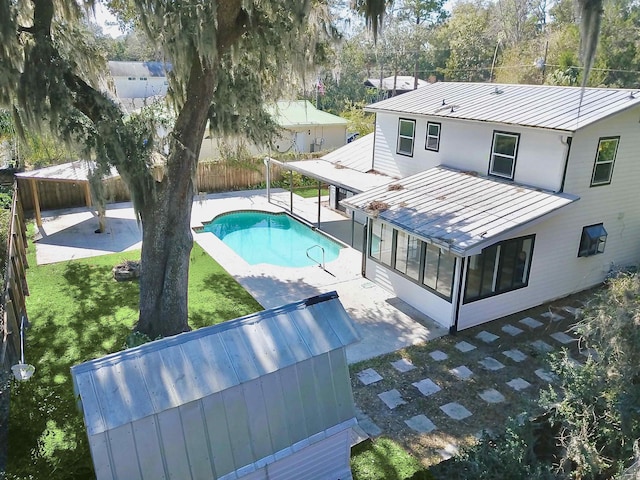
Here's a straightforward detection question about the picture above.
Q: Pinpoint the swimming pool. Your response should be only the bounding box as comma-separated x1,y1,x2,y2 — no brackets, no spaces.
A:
202,211,343,267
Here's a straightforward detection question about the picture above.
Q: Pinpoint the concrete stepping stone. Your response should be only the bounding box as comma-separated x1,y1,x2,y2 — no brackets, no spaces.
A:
550,331,576,344
350,425,370,446
404,414,437,433
455,341,476,352
501,324,523,336
391,358,416,373
506,378,531,391
531,340,554,353
502,349,527,363
440,402,472,420
450,365,473,380
437,443,459,460
541,311,565,321
478,357,505,370
534,369,556,383
478,388,505,404
357,368,383,385
520,317,543,329
378,389,407,409
476,330,499,343
412,378,441,396
355,408,382,437
429,350,448,361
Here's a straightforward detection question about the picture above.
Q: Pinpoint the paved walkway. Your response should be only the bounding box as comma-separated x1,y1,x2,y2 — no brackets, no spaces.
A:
33,190,447,364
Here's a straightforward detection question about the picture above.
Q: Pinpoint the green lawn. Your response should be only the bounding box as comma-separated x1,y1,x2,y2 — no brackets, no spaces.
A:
351,438,432,480
7,243,262,479
293,186,329,198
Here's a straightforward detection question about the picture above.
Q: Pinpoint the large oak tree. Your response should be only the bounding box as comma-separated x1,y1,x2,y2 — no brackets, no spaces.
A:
0,0,387,339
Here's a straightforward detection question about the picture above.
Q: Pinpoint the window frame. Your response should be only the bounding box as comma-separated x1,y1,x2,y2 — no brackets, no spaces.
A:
396,118,416,157
590,136,619,187
488,131,520,180
425,121,441,152
578,223,607,257
463,234,535,304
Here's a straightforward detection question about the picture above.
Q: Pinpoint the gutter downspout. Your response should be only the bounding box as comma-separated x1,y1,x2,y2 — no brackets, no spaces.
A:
559,136,572,193
450,256,467,335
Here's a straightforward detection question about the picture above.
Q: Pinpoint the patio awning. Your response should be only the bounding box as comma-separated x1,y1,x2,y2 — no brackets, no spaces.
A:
269,134,393,193
342,166,579,256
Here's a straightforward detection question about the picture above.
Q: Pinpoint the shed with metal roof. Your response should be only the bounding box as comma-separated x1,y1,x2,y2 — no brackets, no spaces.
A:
70,292,360,480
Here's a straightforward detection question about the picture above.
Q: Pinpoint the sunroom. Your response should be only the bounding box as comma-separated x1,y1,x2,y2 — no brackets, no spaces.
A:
342,166,579,331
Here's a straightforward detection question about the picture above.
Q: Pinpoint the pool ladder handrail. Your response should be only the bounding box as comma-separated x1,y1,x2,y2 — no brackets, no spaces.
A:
306,244,325,270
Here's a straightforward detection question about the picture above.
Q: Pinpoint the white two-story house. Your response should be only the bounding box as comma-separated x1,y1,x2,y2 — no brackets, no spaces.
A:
292,82,640,332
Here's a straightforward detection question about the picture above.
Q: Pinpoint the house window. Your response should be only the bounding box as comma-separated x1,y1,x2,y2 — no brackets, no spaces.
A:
370,219,393,266
590,137,619,186
425,122,441,151
464,235,534,303
489,131,519,180
127,76,136,81
394,231,421,281
578,224,607,257
422,244,455,298
397,119,416,156
139,77,148,81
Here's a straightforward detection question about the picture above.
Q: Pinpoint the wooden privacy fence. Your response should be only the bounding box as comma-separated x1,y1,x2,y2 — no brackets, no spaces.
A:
17,160,283,212
2,185,29,366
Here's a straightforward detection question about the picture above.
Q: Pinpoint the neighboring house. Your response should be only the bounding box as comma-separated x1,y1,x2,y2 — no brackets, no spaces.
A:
71,292,360,480
281,82,640,332
364,76,429,99
200,100,349,161
108,61,170,99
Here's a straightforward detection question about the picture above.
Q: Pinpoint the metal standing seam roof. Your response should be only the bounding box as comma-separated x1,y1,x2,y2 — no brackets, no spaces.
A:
271,133,393,193
15,160,119,182
70,291,360,437
365,82,640,132
342,166,579,256
364,76,429,91
270,100,348,128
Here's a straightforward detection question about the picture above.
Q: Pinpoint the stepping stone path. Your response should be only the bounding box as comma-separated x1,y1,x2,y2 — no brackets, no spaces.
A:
520,317,543,329
404,414,437,433
531,340,554,353
429,350,448,361
357,368,383,385
378,389,407,409
502,349,527,362
507,378,531,391
355,412,382,437
502,324,523,336
476,330,499,343
550,331,576,344
455,341,476,352
534,369,556,383
541,311,565,321
450,365,473,380
478,357,505,370
391,358,416,373
479,388,505,404
440,402,472,420
412,378,441,396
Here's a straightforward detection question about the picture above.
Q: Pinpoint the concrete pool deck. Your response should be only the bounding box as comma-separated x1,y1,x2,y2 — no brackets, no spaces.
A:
33,189,447,363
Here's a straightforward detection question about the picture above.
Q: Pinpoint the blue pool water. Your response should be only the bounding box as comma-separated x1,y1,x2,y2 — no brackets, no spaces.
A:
203,211,342,267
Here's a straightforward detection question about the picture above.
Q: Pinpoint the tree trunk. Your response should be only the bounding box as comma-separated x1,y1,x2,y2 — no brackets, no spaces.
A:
134,60,216,338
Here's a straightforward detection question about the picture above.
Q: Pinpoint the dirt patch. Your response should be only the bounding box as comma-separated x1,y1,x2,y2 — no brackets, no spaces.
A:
349,291,593,468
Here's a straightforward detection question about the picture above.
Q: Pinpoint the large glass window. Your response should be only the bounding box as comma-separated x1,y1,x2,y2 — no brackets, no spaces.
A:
590,137,619,186
578,223,607,257
422,244,455,299
395,231,421,281
397,119,416,156
464,235,534,303
425,122,441,151
489,131,519,180
370,220,393,266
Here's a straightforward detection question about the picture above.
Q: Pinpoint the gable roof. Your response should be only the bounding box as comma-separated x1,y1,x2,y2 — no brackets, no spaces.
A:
71,291,359,437
365,82,640,132
365,76,429,92
342,166,579,256
271,100,348,128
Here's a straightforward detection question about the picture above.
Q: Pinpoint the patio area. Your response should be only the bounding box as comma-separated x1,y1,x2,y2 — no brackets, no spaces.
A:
32,189,447,363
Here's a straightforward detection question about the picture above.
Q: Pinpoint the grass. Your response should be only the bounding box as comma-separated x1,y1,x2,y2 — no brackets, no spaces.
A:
351,438,433,480
6,243,262,479
293,186,329,198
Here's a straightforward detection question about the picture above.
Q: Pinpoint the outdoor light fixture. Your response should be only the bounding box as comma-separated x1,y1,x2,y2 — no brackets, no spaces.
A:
11,315,35,381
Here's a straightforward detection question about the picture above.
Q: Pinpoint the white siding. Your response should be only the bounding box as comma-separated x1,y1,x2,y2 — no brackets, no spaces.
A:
372,112,568,191
113,76,168,99
456,106,640,329
365,259,454,328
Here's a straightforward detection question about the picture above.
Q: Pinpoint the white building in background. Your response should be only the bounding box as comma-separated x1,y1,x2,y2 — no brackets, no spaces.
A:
278,82,640,332
108,61,170,99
